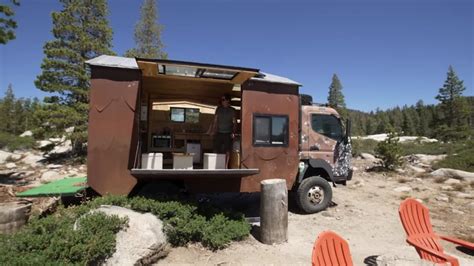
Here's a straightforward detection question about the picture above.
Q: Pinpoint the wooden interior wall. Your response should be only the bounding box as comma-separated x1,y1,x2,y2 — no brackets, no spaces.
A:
142,75,242,153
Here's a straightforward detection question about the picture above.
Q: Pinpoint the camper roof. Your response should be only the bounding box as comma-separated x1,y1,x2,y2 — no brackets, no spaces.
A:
86,55,301,86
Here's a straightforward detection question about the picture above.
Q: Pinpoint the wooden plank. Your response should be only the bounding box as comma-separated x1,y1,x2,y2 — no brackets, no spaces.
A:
131,168,259,179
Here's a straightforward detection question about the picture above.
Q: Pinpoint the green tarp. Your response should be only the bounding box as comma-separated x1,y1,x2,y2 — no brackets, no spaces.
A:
16,177,88,197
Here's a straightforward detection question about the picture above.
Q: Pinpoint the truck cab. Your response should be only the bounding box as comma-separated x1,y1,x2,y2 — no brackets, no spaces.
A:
293,104,353,213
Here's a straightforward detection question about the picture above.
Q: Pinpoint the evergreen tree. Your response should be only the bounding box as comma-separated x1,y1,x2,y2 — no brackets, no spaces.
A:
435,66,470,140
327,74,347,117
401,108,415,136
35,0,114,155
0,0,19,44
415,100,430,136
0,84,15,132
125,0,167,59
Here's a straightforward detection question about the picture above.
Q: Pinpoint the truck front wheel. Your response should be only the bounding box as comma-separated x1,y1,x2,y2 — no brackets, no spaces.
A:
295,176,332,214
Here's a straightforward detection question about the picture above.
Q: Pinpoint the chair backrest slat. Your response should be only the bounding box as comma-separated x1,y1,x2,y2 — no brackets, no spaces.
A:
312,231,353,266
399,198,454,265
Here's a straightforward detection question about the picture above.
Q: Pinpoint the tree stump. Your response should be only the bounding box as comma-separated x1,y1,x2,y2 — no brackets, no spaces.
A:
0,201,32,234
260,179,288,244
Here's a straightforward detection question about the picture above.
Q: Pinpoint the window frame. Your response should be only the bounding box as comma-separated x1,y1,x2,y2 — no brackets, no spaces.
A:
169,107,200,123
252,113,289,147
310,113,344,142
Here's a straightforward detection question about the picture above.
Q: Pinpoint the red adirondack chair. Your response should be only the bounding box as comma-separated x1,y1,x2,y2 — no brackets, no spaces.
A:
312,230,353,266
399,198,474,266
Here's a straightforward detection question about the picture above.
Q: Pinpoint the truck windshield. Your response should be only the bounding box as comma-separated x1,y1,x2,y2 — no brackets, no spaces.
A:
311,114,343,141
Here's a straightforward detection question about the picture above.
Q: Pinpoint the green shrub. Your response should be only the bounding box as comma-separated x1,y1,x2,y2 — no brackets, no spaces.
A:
400,141,468,156
351,138,378,156
92,195,251,250
0,132,36,151
0,211,127,265
434,147,474,172
0,195,250,264
375,131,402,170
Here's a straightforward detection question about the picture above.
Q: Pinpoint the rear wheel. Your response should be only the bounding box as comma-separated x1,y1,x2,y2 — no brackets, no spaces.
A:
295,176,332,214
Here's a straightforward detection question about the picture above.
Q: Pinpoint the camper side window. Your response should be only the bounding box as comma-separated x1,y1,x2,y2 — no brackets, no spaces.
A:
253,114,289,147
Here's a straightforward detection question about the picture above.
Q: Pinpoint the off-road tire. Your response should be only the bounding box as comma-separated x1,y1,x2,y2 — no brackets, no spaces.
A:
295,176,332,214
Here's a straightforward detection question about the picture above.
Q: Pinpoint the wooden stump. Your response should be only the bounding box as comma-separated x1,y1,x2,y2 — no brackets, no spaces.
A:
0,201,32,234
260,179,288,244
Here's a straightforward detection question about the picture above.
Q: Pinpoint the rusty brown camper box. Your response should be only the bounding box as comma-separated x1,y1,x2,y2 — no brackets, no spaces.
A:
85,55,352,213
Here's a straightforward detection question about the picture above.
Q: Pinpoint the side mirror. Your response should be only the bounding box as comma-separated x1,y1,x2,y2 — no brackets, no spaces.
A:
344,119,352,144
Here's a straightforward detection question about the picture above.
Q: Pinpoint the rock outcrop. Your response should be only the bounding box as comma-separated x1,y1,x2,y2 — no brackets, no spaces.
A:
88,205,170,265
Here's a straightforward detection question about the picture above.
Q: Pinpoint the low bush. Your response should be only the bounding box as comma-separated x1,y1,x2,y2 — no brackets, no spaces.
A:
91,195,251,250
351,138,378,156
400,141,468,156
0,195,251,264
434,146,474,172
0,211,127,265
0,132,36,151
375,131,403,170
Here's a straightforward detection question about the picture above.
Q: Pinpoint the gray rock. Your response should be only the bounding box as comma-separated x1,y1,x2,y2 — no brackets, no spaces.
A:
47,164,63,169
20,152,45,168
376,254,435,266
435,196,449,202
51,140,72,154
19,130,33,137
37,140,53,149
40,171,63,183
5,162,16,169
9,154,22,162
456,192,473,199
394,186,412,193
440,185,453,191
89,206,170,265
452,209,464,215
407,165,426,174
443,178,461,185
411,154,447,165
0,150,13,164
360,153,376,160
431,168,474,180
65,127,74,133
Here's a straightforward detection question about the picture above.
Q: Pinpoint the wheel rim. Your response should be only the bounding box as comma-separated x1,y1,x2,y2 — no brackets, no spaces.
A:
307,186,324,205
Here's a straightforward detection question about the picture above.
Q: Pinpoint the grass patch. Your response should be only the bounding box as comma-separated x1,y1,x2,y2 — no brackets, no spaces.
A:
0,195,251,264
434,145,474,172
0,132,35,151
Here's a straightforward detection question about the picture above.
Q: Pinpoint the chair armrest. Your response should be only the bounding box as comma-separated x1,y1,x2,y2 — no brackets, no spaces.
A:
439,235,474,250
406,236,458,264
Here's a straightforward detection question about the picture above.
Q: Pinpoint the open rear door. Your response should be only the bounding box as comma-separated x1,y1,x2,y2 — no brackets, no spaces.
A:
240,78,300,192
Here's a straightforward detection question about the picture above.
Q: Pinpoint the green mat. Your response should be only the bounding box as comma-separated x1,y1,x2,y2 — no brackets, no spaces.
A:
16,176,88,197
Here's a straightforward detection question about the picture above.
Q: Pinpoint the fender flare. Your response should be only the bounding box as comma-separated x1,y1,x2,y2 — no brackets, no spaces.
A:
298,159,334,183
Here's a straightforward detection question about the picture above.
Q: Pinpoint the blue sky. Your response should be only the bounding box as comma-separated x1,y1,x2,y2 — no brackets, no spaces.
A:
0,0,472,112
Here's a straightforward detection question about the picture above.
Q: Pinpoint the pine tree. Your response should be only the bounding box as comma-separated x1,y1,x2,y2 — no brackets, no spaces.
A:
415,100,430,136
0,84,15,133
401,108,415,136
125,0,167,59
0,0,19,44
327,74,346,117
35,0,114,155
435,66,470,140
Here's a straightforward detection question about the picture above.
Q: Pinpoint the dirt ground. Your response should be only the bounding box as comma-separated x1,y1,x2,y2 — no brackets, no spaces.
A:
157,158,474,265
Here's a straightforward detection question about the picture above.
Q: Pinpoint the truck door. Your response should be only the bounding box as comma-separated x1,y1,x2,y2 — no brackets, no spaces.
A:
301,112,343,166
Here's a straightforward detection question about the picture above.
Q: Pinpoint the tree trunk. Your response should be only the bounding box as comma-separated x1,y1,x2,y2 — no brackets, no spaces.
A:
260,179,288,244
